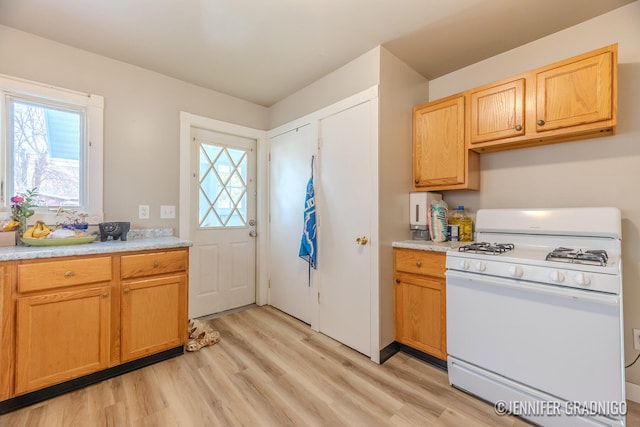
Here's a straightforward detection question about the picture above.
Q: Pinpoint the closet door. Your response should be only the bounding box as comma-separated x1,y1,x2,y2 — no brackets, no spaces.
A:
268,125,316,324
317,100,375,356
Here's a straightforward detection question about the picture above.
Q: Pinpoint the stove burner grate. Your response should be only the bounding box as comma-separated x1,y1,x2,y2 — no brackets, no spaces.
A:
545,247,608,266
459,242,515,255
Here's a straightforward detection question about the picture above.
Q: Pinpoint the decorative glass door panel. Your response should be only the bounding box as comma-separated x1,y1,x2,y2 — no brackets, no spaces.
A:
199,143,248,228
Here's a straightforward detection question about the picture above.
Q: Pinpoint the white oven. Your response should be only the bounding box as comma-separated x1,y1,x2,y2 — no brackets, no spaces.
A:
446,208,625,427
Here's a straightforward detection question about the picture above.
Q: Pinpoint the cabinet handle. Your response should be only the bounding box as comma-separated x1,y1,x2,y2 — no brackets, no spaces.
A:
355,236,368,245
102,292,109,298
123,288,130,294
515,124,522,131
537,119,545,126
414,179,419,184
153,261,159,268
416,261,422,267
64,271,73,278
395,279,401,284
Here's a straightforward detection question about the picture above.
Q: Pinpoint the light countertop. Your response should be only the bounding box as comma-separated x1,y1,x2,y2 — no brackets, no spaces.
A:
392,240,466,252
0,236,192,261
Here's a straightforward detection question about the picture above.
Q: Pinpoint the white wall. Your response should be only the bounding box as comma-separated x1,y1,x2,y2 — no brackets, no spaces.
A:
378,47,429,350
430,1,640,387
268,47,381,128
0,25,269,229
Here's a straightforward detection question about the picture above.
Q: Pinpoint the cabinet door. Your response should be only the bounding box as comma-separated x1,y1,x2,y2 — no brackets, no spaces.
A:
395,274,446,360
413,95,466,188
470,78,525,144
0,265,13,401
15,286,110,394
121,274,187,362
536,50,614,132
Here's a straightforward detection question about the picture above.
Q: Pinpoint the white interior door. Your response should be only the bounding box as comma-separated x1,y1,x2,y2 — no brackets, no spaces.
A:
317,101,374,356
189,127,257,318
268,125,316,324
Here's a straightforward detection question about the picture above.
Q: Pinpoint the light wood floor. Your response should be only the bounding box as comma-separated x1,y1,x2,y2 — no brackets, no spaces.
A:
2,305,639,426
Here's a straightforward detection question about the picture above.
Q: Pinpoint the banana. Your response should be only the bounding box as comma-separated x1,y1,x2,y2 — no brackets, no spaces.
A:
23,226,35,238
31,221,52,238
3,220,20,231
31,222,43,238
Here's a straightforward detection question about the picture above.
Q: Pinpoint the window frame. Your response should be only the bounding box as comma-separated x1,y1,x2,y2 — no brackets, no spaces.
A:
0,74,104,225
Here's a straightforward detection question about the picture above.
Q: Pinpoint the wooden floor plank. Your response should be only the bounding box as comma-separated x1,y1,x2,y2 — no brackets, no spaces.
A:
1,305,638,426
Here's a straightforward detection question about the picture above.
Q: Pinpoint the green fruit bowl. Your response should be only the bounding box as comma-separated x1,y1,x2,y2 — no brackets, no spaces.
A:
21,235,97,246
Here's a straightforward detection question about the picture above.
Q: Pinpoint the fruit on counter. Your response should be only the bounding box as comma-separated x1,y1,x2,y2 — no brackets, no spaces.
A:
49,228,82,238
24,221,53,239
2,220,20,231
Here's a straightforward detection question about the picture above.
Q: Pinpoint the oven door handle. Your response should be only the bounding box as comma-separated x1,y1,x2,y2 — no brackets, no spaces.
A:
445,270,620,306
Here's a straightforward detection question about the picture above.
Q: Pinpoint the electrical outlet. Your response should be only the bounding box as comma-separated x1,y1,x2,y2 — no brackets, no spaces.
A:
138,205,150,219
634,329,640,351
160,205,176,219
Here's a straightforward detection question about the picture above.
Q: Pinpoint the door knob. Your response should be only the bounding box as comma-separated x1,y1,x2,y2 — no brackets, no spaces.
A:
249,230,257,237
355,236,368,245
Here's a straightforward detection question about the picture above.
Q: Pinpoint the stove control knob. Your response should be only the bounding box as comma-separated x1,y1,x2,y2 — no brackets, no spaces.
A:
508,265,523,278
474,261,486,272
549,270,564,283
549,270,565,282
459,260,470,270
575,273,591,286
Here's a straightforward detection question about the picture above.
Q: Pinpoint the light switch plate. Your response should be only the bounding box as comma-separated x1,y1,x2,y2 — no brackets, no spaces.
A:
160,205,176,219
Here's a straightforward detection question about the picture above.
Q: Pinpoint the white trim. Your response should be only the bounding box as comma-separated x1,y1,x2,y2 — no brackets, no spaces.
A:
179,112,269,308
0,74,104,224
368,96,380,363
626,381,640,403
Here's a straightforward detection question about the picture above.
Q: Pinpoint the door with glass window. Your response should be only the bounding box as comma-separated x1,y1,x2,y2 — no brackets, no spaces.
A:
189,128,257,318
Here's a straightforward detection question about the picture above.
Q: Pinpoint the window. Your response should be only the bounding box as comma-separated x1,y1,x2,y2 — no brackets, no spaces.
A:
0,74,103,224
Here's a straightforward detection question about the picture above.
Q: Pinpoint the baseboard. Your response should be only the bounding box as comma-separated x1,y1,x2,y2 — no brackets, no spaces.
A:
626,381,640,403
397,343,447,370
379,341,401,363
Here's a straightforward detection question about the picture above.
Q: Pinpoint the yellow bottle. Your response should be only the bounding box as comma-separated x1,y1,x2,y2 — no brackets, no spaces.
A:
450,205,473,242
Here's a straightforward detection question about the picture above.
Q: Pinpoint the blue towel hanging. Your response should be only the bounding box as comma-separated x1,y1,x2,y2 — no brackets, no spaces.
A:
299,156,317,272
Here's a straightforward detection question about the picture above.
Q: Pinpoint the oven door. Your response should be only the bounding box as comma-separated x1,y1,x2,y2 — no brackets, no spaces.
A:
446,269,624,406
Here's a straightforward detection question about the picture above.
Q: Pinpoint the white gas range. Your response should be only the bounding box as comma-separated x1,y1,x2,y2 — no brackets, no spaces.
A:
446,208,625,426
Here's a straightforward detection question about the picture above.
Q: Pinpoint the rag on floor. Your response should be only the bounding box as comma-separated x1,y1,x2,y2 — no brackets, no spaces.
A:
185,318,220,352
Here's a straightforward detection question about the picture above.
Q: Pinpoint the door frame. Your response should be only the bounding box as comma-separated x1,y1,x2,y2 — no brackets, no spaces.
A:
179,112,269,309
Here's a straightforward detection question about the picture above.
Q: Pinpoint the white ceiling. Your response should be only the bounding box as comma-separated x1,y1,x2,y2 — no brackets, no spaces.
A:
0,0,634,107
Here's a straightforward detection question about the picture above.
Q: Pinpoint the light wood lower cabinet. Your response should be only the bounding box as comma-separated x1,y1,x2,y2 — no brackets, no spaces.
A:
120,250,188,362
121,275,187,362
1,247,189,402
15,285,111,394
394,248,447,360
0,265,14,401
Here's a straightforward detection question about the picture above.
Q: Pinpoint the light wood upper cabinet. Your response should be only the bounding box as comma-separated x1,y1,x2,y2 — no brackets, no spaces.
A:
469,44,617,152
536,48,614,132
394,249,447,360
413,94,480,191
470,78,525,144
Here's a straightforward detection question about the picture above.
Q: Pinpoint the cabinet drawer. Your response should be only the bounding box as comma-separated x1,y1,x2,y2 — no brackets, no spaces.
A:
394,249,445,278
121,250,188,279
18,257,112,293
